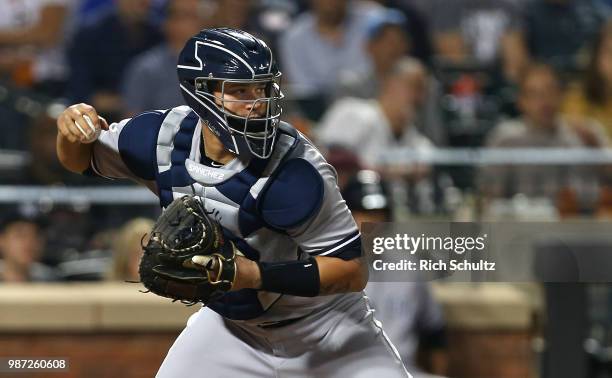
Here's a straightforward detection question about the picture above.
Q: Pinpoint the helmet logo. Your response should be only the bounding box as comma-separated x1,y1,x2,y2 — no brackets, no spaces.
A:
177,41,205,71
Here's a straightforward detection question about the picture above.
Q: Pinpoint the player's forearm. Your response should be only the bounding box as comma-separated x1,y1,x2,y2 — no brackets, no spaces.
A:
233,256,368,296
232,256,262,291
56,133,93,174
316,256,368,295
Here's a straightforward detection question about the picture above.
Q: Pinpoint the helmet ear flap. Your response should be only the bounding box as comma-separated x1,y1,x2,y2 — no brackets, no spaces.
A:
193,78,208,92
205,80,218,93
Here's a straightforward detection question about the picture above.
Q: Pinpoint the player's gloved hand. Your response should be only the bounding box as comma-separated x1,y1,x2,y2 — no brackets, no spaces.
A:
56,103,108,144
138,195,239,305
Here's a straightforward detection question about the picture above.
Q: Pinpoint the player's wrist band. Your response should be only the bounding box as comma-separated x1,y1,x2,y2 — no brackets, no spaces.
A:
257,257,320,297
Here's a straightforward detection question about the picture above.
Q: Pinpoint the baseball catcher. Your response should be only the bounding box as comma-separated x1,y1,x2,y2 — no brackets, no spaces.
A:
56,26,410,378
139,195,238,305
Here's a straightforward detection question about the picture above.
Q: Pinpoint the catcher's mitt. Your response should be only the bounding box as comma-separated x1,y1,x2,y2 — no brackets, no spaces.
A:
138,195,237,305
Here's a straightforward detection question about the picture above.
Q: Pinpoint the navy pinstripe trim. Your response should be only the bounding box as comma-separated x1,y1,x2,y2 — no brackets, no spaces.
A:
309,230,362,258
87,156,115,180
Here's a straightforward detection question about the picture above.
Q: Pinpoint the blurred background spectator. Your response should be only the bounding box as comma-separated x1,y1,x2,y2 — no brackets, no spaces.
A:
370,0,432,65
335,8,409,100
107,217,153,282
563,20,612,141
479,63,607,211
66,0,162,119
524,0,602,73
320,58,430,162
334,11,445,145
319,58,439,215
279,0,383,121
121,0,207,117
0,209,56,282
0,0,75,96
318,58,433,168
421,0,529,82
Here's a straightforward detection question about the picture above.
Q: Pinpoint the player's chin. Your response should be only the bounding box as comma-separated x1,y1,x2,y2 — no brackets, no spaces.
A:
230,118,271,135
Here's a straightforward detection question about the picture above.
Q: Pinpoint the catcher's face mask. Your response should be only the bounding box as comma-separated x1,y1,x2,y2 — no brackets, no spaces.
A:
177,28,284,159
194,73,283,159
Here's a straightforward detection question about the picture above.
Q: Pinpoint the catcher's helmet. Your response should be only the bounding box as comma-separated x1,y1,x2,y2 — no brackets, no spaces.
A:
177,28,283,159
342,170,391,214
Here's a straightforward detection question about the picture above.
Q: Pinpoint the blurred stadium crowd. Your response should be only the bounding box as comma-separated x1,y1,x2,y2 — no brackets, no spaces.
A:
2,1,612,375
1,0,612,279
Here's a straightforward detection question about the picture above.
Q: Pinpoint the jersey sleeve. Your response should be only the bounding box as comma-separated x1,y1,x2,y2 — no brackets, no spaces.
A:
87,110,165,183
287,143,362,260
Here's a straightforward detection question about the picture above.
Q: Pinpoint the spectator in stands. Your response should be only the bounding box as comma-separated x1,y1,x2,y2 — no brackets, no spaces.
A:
524,0,602,72
594,0,612,18
318,57,433,168
107,218,154,282
0,210,56,282
279,0,383,120
319,58,436,214
341,170,448,376
76,0,115,26
563,21,612,141
66,0,162,119
335,8,409,100
205,0,253,31
481,63,608,201
202,0,300,63
369,0,432,65
122,0,207,117
0,0,75,95
423,0,529,83
336,15,444,145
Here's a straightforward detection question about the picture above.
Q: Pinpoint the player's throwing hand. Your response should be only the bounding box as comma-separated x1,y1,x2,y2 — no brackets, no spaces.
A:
56,103,108,144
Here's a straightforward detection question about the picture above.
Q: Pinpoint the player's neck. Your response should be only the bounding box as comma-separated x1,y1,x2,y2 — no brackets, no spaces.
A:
202,124,236,164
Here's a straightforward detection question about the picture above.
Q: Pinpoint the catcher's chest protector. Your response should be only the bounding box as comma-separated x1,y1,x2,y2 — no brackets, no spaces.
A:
153,107,324,320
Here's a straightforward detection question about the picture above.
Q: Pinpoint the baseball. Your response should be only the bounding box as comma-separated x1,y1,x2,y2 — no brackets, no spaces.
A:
77,114,101,144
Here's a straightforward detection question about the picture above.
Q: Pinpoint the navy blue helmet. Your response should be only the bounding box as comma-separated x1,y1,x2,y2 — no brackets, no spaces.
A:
177,28,283,159
342,170,391,215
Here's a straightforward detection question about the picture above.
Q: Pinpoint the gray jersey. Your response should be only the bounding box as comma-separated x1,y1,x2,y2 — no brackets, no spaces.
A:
89,106,362,324
365,282,445,372
89,106,411,377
